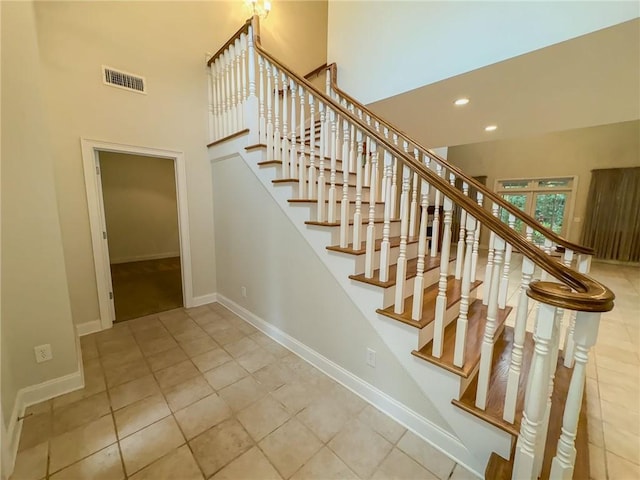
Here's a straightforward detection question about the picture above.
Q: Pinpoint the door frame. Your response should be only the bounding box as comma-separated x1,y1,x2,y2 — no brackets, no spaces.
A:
81,139,193,331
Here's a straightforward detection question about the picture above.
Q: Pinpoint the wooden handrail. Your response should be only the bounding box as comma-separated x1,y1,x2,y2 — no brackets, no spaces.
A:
207,19,252,66
324,63,595,256
303,63,329,80
249,16,613,312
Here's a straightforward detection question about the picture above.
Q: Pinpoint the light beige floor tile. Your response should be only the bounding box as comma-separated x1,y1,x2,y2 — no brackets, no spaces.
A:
114,393,171,439
271,383,318,415
589,443,607,480
328,419,392,479
185,305,213,319
24,400,51,417
49,415,116,473
119,416,185,476
173,327,208,344
174,394,232,439
263,341,290,358
396,430,456,479
597,365,640,392
179,336,219,358
52,391,110,436
203,361,249,390
236,348,277,373
146,346,188,372
132,324,170,343
601,399,640,436
191,348,233,373
192,311,225,327
218,376,266,412
17,411,52,452
209,327,246,345
603,421,640,464
104,359,151,388
449,463,479,480
164,374,214,412
259,418,323,479
250,331,276,348
326,383,367,416
11,441,48,480
127,316,161,332
138,335,178,357
297,396,352,443
358,405,407,443
290,446,358,480
50,443,124,480
97,336,137,357
599,381,640,410
372,448,438,480
100,345,144,370
51,376,107,411
253,363,295,392
211,446,282,480
237,395,290,441
129,445,203,480
606,450,640,479
109,375,160,411
154,360,200,389
202,319,235,336
224,336,260,358
588,415,605,448
189,418,254,477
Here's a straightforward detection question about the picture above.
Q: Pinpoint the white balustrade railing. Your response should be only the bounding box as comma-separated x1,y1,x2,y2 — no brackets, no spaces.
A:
207,20,613,479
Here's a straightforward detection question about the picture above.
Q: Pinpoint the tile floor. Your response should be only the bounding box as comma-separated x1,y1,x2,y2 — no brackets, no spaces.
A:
11,303,476,480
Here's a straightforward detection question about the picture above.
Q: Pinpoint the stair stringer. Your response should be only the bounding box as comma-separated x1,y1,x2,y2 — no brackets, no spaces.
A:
209,135,512,475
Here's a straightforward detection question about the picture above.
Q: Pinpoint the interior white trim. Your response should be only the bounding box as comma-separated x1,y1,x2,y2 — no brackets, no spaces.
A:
109,251,181,265
191,293,218,308
215,293,482,479
75,319,103,337
80,139,194,330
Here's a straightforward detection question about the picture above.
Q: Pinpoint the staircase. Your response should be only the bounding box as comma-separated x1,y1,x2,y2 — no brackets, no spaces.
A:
205,17,614,479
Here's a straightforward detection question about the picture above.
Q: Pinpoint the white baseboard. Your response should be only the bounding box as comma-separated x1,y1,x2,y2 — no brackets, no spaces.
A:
4,335,85,477
75,319,102,337
109,251,180,264
189,293,218,308
215,294,480,478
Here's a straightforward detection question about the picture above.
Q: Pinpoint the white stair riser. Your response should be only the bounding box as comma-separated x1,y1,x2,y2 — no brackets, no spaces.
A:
351,242,420,275
311,220,402,245
418,288,478,350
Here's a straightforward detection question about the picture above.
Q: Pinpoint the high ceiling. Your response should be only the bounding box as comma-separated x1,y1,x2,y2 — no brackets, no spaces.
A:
367,19,639,149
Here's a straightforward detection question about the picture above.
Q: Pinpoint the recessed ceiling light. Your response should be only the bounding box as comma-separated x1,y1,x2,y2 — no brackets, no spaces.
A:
485,125,498,132
454,98,470,106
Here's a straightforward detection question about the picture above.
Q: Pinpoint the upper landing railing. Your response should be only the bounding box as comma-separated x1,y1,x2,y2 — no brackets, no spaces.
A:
206,16,614,480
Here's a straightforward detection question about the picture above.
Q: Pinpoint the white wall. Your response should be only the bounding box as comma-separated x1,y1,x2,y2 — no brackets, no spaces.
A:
100,153,180,264
1,1,78,426
212,155,451,432
327,1,639,104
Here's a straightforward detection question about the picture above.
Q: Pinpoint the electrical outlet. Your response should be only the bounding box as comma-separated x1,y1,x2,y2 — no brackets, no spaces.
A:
366,348,376,367
241,286,247,298
34,344,53,363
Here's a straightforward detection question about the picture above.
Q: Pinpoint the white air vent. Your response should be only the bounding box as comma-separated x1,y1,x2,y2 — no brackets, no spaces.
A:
102,66,146,94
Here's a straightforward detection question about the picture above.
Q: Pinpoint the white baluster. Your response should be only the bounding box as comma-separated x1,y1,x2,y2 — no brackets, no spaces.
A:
504,232,534,423
394,168,411,313
207,62,215,141
390,157,398,219
280,72,289,175
298,84,306,199
327,109,338,223
258,56,266,144
234,39,242,131
409,172,419,239
222,51,231,138
412,171,430,321
512,303,558,480
430,165,443,257
470,192,483,281
265,60,273,160
308,94,317,199
340,114,351,248
272,66,281,167
564,253,591,368
453,214,477,367
380,129,389,203
379,151,393,282
353,129,364,251
483,203,499,305
289,79,297,179
499,214,516,309
244,28,258,145
214,59,223,140
454,181,469,280
229,44,238,134
240,34,247,122
476,236,505,407
317,102,326,222
432,195,454,358
363,136,371,188
364,142,378,278
550,311,601,479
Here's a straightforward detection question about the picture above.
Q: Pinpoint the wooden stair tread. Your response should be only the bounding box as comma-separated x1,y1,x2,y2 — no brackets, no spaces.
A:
257,159,350,176
272,178,371,189
350,253,454,290
377,276,481,329
289,198,384,205
305,218,400,227
411,300,513,378
327,236,421,255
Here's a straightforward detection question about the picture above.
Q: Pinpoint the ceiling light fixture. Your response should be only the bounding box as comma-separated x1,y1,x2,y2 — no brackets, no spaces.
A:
245,0,271,19
485,125,498,132
454,98,470,106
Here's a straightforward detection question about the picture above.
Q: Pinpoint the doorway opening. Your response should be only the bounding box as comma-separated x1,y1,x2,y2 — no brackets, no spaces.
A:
81,140,193,331
99,152,183,322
